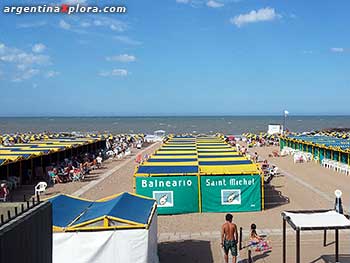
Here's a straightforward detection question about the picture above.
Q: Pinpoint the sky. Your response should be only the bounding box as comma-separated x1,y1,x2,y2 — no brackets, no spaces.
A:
0,0,349,116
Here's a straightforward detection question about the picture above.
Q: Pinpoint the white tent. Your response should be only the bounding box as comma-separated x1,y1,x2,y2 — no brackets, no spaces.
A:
50,193,159,263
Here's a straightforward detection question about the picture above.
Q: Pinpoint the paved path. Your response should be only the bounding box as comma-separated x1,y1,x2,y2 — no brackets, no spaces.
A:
271,163,334,204
71,143,159,197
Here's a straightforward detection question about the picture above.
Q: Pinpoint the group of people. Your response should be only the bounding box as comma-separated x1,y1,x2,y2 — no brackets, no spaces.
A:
221,214,271,263
105,135,144,159
47,152,103,184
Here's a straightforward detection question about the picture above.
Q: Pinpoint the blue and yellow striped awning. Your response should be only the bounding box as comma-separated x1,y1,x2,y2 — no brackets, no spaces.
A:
0,135,106,166
136,136,261,176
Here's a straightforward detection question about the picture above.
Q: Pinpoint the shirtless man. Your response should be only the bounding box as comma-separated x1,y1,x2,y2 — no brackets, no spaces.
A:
221,214,238,263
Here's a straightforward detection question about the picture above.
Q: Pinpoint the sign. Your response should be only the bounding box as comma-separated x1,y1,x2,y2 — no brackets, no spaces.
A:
135,176,199,214
200,175,261,212
268,124,282,135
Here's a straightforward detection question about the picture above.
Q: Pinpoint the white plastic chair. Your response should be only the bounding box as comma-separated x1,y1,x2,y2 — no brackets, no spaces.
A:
271,166,280,176
340,164,348,174
35,182,47,196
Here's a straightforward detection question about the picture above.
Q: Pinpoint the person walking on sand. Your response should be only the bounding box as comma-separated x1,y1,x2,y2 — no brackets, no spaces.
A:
221,214,238,263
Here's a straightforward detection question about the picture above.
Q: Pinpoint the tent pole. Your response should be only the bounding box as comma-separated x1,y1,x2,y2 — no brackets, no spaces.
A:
19,161,22,183
296,229,300,263
283,218,286,263
335,228,339,262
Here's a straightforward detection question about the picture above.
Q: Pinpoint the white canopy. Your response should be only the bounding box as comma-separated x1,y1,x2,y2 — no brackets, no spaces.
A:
284,210,350,229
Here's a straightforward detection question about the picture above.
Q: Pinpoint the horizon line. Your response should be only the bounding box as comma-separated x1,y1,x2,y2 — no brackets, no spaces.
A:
1,114,350,118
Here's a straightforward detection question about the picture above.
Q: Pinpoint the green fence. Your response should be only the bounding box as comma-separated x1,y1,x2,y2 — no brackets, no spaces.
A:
200,175,261,213
135,176,199,215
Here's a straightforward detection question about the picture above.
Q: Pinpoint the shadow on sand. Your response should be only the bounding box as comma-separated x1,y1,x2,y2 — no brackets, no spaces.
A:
238,250,272,263
263,183,289,210
159,240,214,263
310,254,350,263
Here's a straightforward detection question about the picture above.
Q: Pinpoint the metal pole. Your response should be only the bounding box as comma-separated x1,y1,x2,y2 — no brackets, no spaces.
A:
283,218,286,263
323,229,327,247
296,229,300,263
335,229,339,263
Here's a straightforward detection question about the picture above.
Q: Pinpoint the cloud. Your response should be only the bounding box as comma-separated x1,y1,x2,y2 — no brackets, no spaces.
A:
59,19,71,30
330,47,344,53
61,16,127,34
106,54,136,63
80,21,91,28
17,21,47,29
32,43,46,53
0,52,50,66
92,17,127,32
0,42,51,81
206,0,224,8
12,68,40,82
176,0,190,3
113,36,142,45
230,7,280,27
99,69,128,77
46,70,60,78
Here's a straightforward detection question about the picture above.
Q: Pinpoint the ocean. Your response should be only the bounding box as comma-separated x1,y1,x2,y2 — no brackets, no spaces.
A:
0,116,350,135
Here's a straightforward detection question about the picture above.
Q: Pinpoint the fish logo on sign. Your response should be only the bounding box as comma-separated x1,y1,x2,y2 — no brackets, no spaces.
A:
221,189,241,205
153,191,174,207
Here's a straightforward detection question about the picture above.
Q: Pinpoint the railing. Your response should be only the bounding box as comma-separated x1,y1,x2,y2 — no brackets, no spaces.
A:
0,194,41,227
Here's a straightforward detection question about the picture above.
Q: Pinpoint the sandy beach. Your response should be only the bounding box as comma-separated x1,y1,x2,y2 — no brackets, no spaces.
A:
26,142,350,262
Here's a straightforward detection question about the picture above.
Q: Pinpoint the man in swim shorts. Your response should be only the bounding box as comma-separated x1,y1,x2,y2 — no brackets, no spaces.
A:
221,213,238,263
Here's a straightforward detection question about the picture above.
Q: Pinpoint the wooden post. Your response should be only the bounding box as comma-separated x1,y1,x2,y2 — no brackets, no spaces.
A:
335,229,339,262
296,229,300,263
323,229,327,247
239,227,243,250
30,158,34,184
19,161,22,183
283,218,286,263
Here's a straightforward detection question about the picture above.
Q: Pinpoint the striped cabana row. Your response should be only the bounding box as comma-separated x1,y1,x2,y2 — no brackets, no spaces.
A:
134,135,263,215
280,135,350,165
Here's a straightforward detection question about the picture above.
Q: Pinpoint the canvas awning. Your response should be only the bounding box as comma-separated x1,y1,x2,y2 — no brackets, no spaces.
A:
281,209,350,263
283,210,350,230
49,192,156,232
